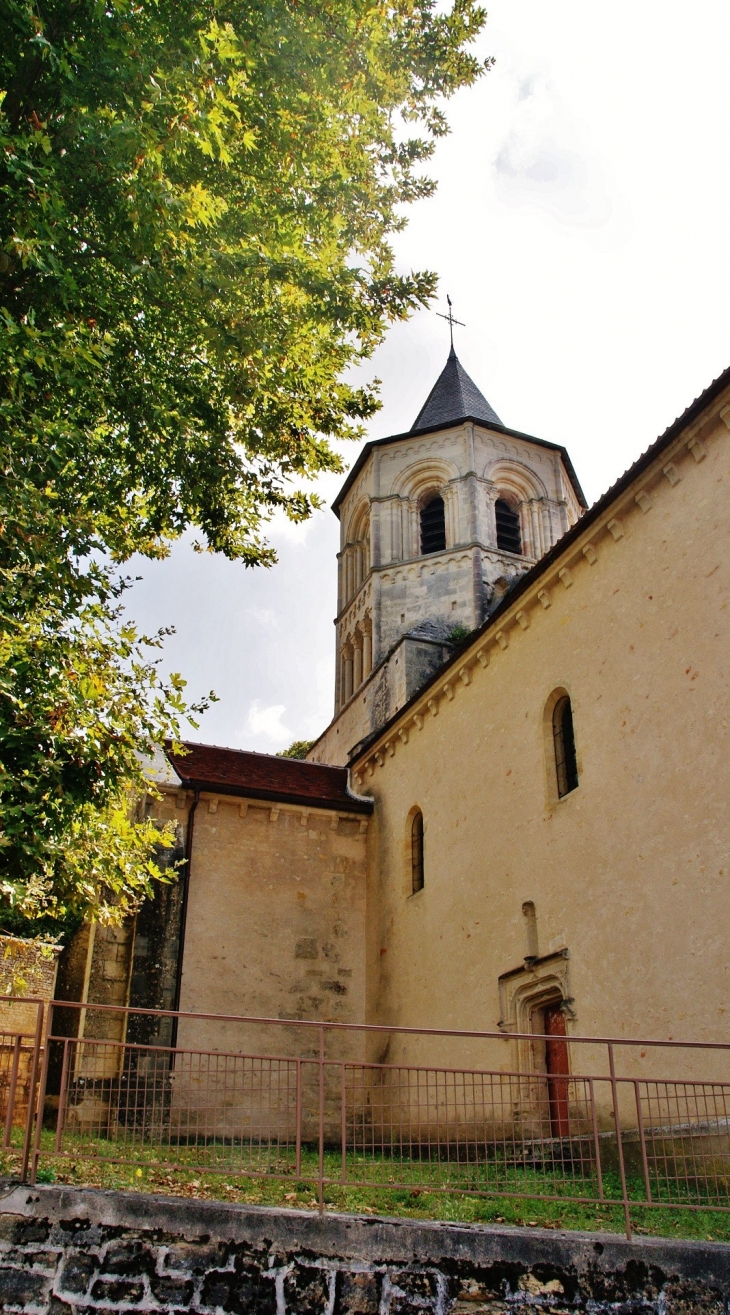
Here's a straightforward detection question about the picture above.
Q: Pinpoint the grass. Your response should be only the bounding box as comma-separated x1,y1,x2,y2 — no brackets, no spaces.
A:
2,1130,729,1243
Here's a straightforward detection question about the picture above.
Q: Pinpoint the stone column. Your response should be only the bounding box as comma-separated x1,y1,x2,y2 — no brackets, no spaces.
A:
343,644,354,703
334,640,342,712
362,618,372,678
529,501,542,560
345,549,353,601
391,500,402,562
409,501,419,558
484,485,498,549
353,632,363,689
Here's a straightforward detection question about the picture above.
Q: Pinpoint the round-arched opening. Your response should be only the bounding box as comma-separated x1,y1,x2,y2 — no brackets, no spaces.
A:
552,694,578,798
420,493,446,555
495,497,522,554
411,810,424,893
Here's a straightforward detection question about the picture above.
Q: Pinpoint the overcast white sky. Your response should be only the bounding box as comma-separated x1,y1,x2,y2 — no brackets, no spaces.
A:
126,0,730,754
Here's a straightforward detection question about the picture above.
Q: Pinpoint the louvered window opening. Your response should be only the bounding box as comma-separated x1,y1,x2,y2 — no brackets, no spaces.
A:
420,495,446,555
495,498,522,554
553,695,579,798
411,811,424,893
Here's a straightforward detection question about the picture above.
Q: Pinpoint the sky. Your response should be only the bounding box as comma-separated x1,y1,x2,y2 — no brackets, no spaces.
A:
125,0,730,755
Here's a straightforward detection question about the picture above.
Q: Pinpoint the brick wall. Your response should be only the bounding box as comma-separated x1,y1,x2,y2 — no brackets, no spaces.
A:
0,1186,728,1313
0,936,59,1036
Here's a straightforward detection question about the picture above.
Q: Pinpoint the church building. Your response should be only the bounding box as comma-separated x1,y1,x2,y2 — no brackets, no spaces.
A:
56,347,730,1062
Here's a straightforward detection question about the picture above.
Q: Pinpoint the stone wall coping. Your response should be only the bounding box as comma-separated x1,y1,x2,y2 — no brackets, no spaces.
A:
2,1183,729,1286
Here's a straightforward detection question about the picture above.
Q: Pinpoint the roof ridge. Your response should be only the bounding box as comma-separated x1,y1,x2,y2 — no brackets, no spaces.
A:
176,739,343,772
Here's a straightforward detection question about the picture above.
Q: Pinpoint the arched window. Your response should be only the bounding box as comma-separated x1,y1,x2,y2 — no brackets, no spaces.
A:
420,494,446,555
495,498,522,554
552,695,578,797
411,810,424,893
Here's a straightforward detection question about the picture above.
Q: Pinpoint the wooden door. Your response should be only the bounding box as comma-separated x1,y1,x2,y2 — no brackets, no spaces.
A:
543,1003,570,1138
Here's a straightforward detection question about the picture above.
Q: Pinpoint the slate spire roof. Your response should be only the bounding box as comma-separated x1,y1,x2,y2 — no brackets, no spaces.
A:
411,345,503,431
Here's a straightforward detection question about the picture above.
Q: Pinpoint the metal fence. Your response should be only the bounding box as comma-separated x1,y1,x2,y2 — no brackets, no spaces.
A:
1,996,729,1239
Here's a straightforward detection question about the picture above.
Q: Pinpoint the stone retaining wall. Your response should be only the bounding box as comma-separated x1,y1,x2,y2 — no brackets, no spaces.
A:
0,1185,728,1313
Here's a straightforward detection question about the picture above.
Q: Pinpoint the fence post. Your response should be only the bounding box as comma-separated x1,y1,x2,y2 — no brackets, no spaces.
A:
20,1003,44,1183
633,1079,652,1205
318,1027,325,1215
295,1058,302,1180
588,1077,604,1201
607,1042,632,1240
55,1039,71,1155
3,1036,22,1150
340,1063,347,1185
29,1030,52,1185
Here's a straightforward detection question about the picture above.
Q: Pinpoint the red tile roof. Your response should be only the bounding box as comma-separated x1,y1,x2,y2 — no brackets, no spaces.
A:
165,742,372,814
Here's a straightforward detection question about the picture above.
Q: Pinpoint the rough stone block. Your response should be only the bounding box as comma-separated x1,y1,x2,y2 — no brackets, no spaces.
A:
58,1249,98,1295
200,1268,236,1309
389,1298,433,1315
201,1264,277,1313
165,1241,229,1273
0,1213,25,1243
335,1269,381,1313
90,1276,145,1303
14,1217,51,1244
2,1246,59,1272
391,1270,438,1300
0,1266,50,1305
663,1280,726,1314
150,1272,194,1306
284,1263,331,1313
101,1238,155,1277
233,1263,278,1314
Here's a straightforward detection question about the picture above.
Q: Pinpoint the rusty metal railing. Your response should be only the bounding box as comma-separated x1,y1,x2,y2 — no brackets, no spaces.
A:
1,997,729,1240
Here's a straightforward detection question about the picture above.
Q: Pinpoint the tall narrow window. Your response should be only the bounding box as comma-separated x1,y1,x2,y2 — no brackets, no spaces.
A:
495,498,522,554
411,810,424,893
420,494,446,555
552,695,578,797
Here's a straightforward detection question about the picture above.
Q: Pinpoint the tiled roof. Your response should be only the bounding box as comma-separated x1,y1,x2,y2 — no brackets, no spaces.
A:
411,347,503,431
165,742,372,814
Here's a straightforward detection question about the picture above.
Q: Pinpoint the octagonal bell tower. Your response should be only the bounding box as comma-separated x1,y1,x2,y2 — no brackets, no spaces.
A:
308,347,586,766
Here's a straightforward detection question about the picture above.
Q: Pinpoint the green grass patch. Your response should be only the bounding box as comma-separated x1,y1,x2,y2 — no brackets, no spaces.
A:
2,1129,729,1243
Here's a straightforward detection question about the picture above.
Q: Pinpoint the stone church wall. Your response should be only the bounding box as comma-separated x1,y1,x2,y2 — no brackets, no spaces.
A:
148,792,369,1064
352,388,730,1072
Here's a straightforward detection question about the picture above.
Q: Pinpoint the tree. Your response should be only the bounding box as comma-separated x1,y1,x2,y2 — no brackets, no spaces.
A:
277,740,315,760
0,0,490,928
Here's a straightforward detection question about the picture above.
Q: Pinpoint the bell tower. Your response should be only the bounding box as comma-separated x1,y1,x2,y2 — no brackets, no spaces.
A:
307,347,586,766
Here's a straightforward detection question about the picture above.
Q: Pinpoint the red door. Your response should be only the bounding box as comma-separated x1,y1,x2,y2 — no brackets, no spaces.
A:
543,1004,570,1138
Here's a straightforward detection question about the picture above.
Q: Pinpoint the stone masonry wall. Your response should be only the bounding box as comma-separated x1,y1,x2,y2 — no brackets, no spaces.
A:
0,1185,729,1314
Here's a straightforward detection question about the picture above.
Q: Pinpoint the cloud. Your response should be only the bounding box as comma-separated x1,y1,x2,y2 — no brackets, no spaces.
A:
493,77,612,229
244,701,292,746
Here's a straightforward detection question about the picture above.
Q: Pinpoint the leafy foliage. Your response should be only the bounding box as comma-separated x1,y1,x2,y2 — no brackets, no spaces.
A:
445,623,472,645
0,578,210,925
0,0,489,925
277,739,315,760
1,0,489,564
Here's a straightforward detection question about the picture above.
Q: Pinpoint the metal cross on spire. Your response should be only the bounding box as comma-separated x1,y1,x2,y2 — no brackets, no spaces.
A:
436,294,465,349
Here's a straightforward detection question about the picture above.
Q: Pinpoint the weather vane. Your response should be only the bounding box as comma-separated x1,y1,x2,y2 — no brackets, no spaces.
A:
436,294,465,349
